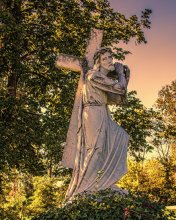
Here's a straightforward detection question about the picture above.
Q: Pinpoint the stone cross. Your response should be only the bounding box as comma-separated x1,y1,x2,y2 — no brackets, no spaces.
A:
55,29,104,73
55,29,103,169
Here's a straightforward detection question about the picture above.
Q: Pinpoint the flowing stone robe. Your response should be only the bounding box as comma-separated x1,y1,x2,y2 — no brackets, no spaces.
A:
65,69,129,198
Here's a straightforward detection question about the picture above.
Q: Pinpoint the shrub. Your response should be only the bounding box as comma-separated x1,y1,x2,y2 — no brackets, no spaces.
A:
33,190,176,220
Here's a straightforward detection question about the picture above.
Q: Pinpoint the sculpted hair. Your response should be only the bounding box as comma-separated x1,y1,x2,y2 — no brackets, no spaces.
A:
93,47,113,70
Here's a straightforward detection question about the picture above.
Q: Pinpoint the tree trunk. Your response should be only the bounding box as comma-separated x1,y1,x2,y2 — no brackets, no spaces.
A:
6,0,22,97
7,71,18,97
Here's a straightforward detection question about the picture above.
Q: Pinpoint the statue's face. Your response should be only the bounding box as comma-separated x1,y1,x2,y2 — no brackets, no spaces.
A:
100,52,115,71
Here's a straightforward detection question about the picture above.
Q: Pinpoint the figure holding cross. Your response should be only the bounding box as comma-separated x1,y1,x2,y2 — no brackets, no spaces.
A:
56,29,130,198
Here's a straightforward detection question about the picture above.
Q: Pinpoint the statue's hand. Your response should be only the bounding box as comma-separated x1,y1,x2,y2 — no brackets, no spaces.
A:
114,62,124,75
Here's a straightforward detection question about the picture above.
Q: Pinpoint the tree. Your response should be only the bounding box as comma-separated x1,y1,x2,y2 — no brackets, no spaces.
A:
154,80,176,165
152,80,176,204
155,80,176,125
118,158,176,205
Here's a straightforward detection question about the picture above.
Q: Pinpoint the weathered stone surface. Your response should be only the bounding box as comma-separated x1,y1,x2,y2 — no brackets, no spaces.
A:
55,54,82,72
55,29,130,199
85,29,103,69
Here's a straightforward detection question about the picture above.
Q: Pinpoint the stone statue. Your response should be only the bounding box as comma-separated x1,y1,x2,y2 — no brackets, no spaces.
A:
55,29,130,199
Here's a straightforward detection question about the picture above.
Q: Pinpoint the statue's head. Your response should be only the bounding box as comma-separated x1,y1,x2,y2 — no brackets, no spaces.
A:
93,47,115,71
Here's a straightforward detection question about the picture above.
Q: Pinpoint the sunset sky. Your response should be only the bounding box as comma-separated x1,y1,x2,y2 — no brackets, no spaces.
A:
109,0,176,108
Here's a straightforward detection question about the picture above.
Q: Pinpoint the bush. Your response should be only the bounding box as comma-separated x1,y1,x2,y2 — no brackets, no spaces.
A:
0,172,70,220
33,190,176,220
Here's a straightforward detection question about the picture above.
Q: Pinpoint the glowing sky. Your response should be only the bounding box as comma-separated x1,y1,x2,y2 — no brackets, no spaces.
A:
109,0,176,108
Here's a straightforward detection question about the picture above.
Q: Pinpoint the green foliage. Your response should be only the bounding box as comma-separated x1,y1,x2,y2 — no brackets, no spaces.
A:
1,163,175,219
152,80,176,168
0,169,71,220
0,169,28,220
0,95,45,174
112,91,155,161
32,190,176,220
151,80,176,204
155,80,176,125
118,159,176,205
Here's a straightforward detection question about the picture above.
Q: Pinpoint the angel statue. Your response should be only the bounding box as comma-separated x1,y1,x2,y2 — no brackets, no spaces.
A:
61,47,130,199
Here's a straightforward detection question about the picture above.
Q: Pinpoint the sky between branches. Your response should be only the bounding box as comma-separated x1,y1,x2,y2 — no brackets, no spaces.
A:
109,0,176,108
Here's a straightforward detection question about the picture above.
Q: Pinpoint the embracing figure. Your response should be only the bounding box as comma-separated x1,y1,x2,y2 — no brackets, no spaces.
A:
62,47,130,199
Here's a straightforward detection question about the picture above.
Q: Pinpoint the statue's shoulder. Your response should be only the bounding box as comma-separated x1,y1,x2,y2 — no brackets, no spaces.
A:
87,69,100,81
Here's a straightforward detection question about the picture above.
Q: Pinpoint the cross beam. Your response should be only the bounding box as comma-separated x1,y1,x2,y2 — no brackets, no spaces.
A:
55,29,103,73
